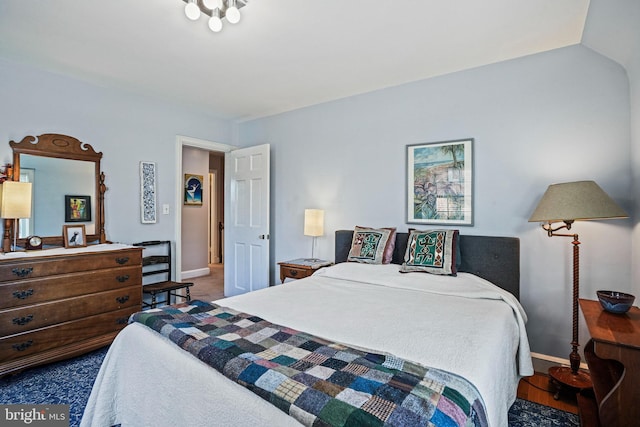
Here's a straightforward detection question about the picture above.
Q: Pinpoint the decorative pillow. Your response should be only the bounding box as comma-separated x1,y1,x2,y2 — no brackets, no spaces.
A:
408,227,461,269
347,227,392,264
382,228,397,264
400,229,459,275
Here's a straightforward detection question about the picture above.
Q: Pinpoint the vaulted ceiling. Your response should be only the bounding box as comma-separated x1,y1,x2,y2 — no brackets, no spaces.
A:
0,1,590,121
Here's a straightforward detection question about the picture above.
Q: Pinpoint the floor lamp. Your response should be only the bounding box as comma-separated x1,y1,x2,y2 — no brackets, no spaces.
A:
0,181,33,252
304,209,324,260
528,180,627,393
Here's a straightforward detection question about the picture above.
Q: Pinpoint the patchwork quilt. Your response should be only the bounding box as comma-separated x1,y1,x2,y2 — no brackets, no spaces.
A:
130,300,487,427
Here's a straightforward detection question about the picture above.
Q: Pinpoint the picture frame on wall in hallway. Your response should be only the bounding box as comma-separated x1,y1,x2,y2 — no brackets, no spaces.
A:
140,161,157,224
406,138,474,226
184,174,203,205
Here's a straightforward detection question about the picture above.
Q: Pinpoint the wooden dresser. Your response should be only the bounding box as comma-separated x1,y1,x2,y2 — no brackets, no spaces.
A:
0,245,142,376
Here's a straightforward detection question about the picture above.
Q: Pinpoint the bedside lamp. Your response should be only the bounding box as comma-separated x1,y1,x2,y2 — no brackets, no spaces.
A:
528,180,627,392
0,181,33,252
304,209,324,260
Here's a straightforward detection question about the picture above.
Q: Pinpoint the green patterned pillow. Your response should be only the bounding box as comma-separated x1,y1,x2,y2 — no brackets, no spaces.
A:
400,229,459,275
347,227,392,264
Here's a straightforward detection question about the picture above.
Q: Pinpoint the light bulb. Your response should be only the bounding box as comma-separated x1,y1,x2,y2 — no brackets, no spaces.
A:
185,2,201,21
202,0,223,10
184,1,201,21
225,4,241,24
209,15,223,32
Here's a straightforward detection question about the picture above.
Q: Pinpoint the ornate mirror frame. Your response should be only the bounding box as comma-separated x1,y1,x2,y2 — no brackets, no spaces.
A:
7,134,107,250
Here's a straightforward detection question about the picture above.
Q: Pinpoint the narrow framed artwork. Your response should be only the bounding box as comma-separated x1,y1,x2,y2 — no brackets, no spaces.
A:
184,174,203,205
140,161,157,223
406,138,474,225
64,195,92,222
63,224,87,248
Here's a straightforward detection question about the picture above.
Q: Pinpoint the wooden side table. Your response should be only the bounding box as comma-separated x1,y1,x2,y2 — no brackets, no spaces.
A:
278,258,332,283
579,298,640,427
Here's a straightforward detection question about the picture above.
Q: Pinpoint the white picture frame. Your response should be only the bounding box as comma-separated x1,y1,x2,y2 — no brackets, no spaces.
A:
140,161,157,224
406,138,474,225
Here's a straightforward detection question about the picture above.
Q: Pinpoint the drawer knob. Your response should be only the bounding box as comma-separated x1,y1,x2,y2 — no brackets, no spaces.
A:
12,267,33,278
12,315,34,326
12,340,33,352
290,270,298,277
115,257,130,265
13,289,34,300
116,275,130,283
116,295,130,304
116,317,129,325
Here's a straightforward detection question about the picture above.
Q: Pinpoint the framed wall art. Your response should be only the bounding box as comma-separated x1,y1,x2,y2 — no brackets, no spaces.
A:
406,138,474,226
184,173,203,205
64,195,92,222
63,224,87,248
140,161,157,223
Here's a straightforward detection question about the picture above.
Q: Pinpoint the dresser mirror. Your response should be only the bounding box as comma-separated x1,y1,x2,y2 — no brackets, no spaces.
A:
8,134,106,249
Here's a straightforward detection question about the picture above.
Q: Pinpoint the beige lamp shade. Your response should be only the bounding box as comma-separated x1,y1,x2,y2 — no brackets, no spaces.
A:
304,209,324,237
0,181,33,219
528,180,627,223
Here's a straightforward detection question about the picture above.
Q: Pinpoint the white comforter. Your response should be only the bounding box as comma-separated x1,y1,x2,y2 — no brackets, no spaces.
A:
81,263,533,427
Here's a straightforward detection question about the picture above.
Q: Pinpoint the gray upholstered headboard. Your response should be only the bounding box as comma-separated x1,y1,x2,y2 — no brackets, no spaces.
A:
334,230,520,299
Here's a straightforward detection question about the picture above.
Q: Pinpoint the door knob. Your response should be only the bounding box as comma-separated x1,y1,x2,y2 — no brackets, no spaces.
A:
258,234,270,240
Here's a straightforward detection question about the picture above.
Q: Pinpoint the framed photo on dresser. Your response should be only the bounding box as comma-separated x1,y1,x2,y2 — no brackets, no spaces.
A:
63,224,87,248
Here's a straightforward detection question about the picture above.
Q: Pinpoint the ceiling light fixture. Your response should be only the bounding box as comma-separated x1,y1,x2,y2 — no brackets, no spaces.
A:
181,0,247,33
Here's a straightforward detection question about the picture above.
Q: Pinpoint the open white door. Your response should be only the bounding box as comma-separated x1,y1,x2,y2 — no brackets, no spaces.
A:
224,144,270,297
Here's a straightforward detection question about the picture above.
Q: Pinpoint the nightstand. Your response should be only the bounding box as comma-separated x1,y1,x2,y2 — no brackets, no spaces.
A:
278,258,332,283
578,299,640,427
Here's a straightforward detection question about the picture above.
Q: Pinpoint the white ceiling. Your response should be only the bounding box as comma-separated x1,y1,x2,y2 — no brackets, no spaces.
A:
0,0,590,122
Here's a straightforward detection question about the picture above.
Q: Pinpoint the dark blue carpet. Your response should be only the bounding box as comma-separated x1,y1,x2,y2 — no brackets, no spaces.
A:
0,347,108,427
1,347,579,427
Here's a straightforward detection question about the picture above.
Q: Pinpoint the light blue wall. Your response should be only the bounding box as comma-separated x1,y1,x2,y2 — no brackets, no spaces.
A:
239,45,633,359
0,15,635,361
582,0,640,300
0,57,232,247
631,37,640,299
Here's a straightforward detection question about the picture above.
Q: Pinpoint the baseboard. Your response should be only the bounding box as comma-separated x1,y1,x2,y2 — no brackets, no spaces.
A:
181,267,210,279
531,351,589,374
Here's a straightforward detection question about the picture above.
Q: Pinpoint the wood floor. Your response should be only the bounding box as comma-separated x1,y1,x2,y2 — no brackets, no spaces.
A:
517,372,578,414
189,263,225,301
188,266,579,415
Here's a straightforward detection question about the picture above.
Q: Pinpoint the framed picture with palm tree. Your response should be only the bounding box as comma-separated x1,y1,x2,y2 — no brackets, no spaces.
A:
406,138,474,225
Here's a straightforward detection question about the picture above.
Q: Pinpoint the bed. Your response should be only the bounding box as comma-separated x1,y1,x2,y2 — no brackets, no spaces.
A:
81,230,533,427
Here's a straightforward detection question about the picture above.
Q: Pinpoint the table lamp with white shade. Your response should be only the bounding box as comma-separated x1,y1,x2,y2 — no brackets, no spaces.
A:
304,209,324,260
0,181,33,252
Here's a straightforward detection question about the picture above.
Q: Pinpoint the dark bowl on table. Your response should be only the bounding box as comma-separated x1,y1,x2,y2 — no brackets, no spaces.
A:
597,290,635,314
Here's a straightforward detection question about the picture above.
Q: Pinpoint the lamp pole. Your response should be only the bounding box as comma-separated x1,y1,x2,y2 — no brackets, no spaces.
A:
543,222,592,397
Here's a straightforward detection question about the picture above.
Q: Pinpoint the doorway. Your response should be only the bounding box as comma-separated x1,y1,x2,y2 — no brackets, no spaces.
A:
174,135,234,284
175,136,271,299
208,152,225,265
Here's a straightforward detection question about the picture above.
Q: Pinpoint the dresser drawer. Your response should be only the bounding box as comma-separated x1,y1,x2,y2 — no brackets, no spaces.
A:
280,265,315,280
0,266,141,309
1,286,141,336
0,248,142,282
0,307,137,363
